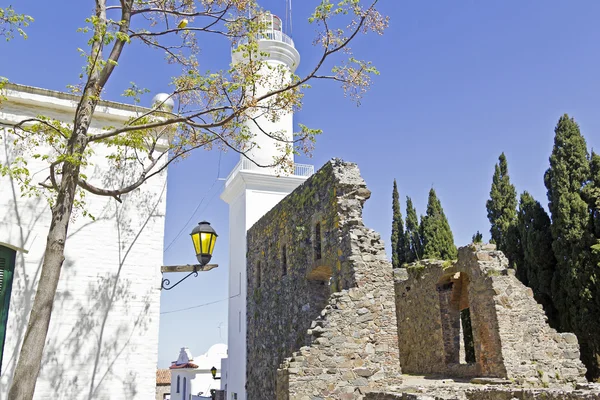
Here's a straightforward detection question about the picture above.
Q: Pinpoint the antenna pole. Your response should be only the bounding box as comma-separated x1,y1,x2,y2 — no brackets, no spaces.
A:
285,0,288,35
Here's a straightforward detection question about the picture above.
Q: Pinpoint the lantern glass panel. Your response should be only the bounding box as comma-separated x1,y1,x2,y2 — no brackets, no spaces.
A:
201,232,216,255
192,233,201,255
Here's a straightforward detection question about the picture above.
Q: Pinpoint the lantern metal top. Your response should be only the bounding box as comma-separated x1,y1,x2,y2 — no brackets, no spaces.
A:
191,221,217,237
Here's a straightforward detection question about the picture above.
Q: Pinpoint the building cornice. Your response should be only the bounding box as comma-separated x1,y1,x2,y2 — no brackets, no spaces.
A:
0,82,170,151
2,82,150,121
220,170,308,205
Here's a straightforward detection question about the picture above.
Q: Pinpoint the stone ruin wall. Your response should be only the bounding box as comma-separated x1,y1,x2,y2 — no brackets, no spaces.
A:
365,388,600,400
394,245,586,386
246,159,402,400
245,159,594,400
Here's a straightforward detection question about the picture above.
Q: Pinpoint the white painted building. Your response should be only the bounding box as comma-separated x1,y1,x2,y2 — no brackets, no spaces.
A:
169,344,227,400
0,84,168,399
220,13,312,400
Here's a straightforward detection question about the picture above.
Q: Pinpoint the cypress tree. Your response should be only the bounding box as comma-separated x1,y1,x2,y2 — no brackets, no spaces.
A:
391,180,406,267
544,114,599,379
586,152,600,379
586,151,600,238
472,231,483,243
404,197,422,262
421,188,457,260
582,152,600,314
486,153,520,267
588,152,600,282
517,191,558,327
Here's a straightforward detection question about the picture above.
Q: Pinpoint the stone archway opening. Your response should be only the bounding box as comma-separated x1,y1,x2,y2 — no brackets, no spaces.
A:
436,272,475,366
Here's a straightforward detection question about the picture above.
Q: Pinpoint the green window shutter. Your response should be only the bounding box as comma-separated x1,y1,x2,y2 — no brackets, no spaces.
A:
0,246,16,375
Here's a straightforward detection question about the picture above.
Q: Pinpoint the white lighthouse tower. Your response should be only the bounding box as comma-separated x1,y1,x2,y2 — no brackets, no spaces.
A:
220,12,313,400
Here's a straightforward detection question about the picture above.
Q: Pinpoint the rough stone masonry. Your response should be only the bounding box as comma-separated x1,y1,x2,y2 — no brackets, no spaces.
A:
245,159,598,400
246,159,402,400
394,246,587,386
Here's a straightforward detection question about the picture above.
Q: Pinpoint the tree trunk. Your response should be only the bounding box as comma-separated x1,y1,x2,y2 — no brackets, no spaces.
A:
8,1,135,397
7,201,74,399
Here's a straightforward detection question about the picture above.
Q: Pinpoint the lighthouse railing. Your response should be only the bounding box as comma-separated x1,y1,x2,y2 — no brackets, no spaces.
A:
233,30,295,48
293,163,314,177
224,158,314,186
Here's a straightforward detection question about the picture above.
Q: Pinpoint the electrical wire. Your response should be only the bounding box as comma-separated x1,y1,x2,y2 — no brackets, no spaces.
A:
163,151,223,253
160,293,240,315
193,183,222,224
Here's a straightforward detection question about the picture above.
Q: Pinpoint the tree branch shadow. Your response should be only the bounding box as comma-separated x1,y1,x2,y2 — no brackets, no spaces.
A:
1,133,167,398
0,135,49,394
41,178,166,398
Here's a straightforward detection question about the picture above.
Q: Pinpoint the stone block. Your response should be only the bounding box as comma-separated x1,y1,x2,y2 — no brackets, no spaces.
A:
562,333,579,345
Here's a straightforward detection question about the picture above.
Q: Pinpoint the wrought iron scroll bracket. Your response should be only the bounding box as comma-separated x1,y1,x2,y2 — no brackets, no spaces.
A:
161,266,199,290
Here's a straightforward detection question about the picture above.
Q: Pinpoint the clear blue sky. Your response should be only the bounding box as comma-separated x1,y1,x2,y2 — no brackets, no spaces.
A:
3,1,600,368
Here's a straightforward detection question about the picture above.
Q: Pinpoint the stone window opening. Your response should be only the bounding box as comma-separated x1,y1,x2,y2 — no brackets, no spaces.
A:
460,307,475,364
314,222,322,261
256,261,261,288
307,219,334,283
176,375,180,393
436,272,475,365
281,245,287,276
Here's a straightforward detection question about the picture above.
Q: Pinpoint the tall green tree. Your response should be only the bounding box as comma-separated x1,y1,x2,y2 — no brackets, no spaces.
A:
0,2,389,399
584,152,600,291
585,151,600,238
404,196,422,263
421,188,457,260
472,231,483,243
585,151,600,377
486,153,521,268
391,180,406,267
517,191,558,327
544,114,599,379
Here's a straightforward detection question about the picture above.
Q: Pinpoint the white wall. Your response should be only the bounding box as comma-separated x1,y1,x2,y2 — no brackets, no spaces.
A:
170,369,220,399
190,369,221,398
0,85,167,399
222,173,307,400
170,371,193,400
220,357,228,394
225,190,248,400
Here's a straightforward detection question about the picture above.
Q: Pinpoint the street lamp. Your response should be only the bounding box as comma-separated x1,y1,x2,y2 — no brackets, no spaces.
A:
210,366,221,380
161,221,218,290
191,220,218,265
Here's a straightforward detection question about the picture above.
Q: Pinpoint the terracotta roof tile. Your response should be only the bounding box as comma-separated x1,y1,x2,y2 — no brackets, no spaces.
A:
156,369,171,386
169,362,199,370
